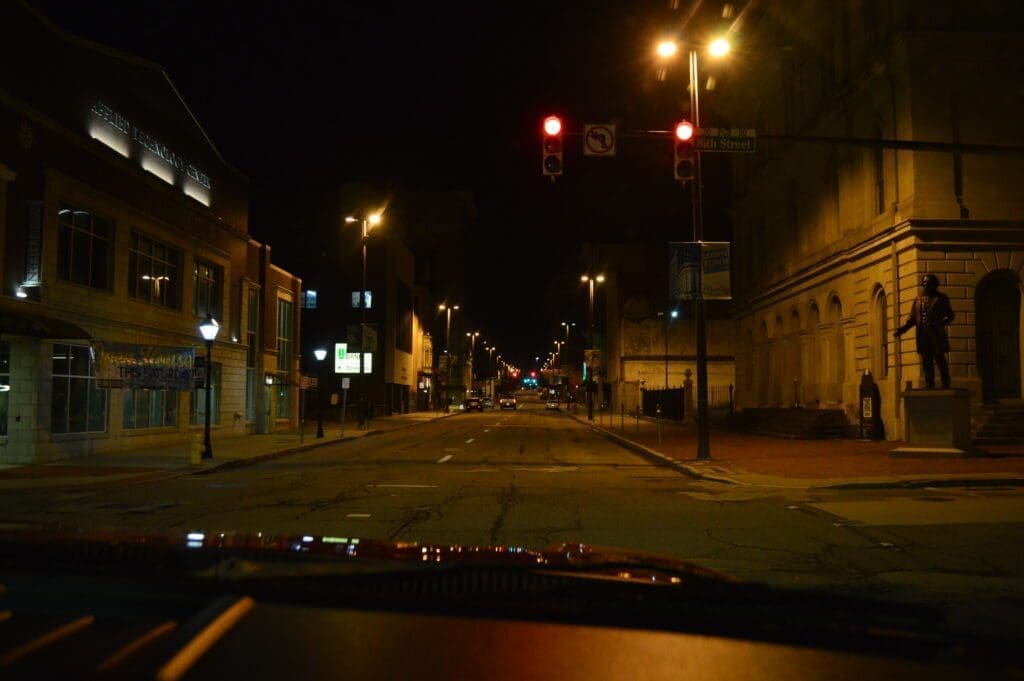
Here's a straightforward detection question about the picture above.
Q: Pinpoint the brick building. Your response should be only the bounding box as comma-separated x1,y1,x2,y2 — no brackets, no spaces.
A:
0,1,302,463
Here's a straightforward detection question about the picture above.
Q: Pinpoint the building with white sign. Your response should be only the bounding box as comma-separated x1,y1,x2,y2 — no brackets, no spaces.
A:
0,1,303,463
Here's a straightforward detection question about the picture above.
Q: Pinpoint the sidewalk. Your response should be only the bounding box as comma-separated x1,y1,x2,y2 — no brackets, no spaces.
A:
0,409,458,490
571,412,1024,490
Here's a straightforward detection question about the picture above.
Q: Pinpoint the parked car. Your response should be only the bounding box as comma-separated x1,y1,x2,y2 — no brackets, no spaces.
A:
499,394,517,410
465,397,484,412
546,398,559,410
482,397,494,409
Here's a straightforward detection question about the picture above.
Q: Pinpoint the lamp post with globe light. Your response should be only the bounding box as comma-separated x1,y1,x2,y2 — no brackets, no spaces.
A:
313,348,327,438
198,315,220,459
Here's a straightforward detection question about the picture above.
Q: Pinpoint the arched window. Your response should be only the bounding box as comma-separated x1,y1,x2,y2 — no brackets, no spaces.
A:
872,286,889,378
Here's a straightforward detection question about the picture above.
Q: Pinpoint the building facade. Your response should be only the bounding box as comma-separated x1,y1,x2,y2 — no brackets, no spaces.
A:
584,244,736,415
0,1,301,463
723,1,1024,438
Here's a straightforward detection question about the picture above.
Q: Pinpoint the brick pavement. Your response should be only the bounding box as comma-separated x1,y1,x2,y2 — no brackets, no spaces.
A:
578,412,1024,485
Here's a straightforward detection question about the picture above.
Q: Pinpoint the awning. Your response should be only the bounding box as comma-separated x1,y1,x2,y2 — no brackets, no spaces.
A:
0,309,92,340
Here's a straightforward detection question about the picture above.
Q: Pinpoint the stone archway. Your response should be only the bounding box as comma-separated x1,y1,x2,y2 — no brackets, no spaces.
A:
976,270,1022,402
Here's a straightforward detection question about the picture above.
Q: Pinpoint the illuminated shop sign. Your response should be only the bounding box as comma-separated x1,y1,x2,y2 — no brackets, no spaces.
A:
89,102,212,201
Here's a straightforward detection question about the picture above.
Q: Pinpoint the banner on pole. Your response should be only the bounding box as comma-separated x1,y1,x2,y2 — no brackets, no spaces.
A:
668,241,731,301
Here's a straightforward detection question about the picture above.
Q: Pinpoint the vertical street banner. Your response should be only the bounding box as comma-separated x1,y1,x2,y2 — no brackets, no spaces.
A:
668,242,731,301
701,242,732,300
92,342,195,390
668,242,700,302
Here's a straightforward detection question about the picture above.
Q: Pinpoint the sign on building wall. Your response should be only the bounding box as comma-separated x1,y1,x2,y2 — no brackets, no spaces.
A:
336,352,372,374
92,342,195,390
23,202,43,287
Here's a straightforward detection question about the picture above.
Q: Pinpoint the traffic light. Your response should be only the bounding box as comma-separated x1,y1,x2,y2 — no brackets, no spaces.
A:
542,115,563,177
674,120,695,182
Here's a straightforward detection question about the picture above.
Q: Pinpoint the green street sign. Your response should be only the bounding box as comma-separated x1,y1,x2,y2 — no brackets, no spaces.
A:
696,127,756,153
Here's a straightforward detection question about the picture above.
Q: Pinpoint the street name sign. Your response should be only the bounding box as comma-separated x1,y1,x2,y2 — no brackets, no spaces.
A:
696,128,756,153
583,124,616,156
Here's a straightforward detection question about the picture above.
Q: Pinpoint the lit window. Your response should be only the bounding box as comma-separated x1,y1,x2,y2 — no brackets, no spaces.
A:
301,290,318,309
351,291,372,309
128,232,180,308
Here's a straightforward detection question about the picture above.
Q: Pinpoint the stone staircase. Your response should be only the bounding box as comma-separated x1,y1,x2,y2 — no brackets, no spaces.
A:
973,404,1024,446
721,407,854,439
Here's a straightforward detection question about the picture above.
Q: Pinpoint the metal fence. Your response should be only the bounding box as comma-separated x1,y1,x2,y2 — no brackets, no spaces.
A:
640,384,734,421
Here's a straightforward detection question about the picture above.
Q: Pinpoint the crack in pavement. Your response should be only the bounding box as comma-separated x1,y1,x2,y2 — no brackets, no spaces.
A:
489,484,518,546
387,487,471,541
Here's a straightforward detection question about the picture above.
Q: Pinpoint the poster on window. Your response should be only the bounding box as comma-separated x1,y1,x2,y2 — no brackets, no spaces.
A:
92,341,195,390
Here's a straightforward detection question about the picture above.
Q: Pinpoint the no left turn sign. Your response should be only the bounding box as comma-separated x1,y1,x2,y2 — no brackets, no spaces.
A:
584,124,616,156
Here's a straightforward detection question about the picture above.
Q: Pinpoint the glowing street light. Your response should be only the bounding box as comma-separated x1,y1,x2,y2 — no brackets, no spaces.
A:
656,40,678,58
708,37,730,58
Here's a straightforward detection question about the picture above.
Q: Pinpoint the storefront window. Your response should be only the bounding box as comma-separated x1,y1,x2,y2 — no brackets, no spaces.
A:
0,342,10,437
51,343,107,434
57,204,112,290
190,359,220,425
124,389,178,429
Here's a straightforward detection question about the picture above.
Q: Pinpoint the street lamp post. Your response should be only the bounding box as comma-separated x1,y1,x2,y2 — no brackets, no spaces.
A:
313,348,327,438
346,212,382,429
657,37,728,460
466,331,479,395
198,315,220,460
581,274,605,421
439,304,459,412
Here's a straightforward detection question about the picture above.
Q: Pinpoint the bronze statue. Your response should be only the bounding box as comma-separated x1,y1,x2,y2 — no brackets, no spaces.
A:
894,274,955,389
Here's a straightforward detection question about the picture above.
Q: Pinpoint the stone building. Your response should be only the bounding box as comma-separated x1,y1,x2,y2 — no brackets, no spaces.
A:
584,244,736,415
0,1,302,463
723,1,1024,438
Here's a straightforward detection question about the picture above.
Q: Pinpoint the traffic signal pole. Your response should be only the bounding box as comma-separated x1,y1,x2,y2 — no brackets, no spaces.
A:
690,49,711,460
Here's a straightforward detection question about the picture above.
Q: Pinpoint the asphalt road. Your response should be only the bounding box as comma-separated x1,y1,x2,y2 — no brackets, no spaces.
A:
2,398,1022,637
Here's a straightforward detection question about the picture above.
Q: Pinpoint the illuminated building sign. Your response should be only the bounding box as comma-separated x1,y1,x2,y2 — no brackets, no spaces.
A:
88,102,212,200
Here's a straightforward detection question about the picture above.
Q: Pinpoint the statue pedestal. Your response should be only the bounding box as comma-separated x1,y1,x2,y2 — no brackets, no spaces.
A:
892,389,977,457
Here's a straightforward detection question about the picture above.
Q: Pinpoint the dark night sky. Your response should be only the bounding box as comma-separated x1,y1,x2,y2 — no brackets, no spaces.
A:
30,0,735,368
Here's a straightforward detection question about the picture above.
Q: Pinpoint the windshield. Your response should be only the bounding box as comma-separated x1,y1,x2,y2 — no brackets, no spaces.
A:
3,0,1024,659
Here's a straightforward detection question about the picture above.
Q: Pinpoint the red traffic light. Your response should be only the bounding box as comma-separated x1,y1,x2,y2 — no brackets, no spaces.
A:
675,120,695,141
542,115,564,177
543,115,562,136
530,371,537,378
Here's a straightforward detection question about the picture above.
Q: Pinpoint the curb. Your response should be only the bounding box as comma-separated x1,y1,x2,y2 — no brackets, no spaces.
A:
568,414,738,485
812,476,1024,491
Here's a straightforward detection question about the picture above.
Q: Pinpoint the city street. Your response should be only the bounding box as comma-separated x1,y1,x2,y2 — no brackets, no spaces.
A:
2,400,1022,637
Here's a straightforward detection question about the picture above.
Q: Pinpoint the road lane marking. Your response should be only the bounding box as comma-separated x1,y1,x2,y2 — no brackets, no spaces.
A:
484,429,490,432
437,455,453,463
465,438,475,444
376,484,437,488
346,513,371,519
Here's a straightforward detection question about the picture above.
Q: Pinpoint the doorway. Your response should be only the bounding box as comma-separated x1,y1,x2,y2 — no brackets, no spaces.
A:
976,270,1022,402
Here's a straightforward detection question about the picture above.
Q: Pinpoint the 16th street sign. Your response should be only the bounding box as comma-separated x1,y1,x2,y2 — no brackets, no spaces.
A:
695,128,756,153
